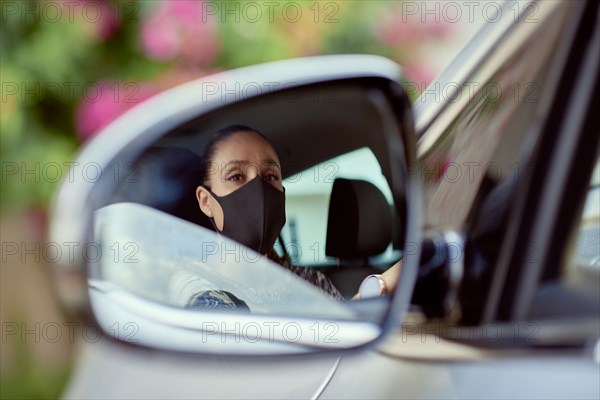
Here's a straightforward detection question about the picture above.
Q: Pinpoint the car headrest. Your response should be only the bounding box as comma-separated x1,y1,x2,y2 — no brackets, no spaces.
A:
325,178,392,259
108,147,212,229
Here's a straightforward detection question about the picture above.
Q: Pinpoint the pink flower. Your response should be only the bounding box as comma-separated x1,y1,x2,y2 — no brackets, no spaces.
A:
141,11,180,60
166,0,204,26
404,62,438,88
141,0,218,65
75,81,157,142
375,11,422,46
179,25,219,66
93,1,121,40
374,6,454,46
422,17,453,39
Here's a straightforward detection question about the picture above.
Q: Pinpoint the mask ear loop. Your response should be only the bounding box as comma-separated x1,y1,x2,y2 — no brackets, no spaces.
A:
276,186,289,260
208,215,219,232
202,185,221,233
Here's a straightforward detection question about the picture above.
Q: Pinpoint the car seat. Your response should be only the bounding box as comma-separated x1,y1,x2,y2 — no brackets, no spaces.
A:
106,146,213,229
325,178,393,298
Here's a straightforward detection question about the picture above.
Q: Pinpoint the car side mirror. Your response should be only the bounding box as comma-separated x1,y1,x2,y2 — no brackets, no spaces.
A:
49,55,422,354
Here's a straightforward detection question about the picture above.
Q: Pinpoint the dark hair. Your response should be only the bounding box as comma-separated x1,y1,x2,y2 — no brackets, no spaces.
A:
198,124,290,265
198,125,270,189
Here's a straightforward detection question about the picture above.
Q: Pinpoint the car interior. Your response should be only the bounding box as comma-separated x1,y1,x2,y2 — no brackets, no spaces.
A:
97,78,410,305
103,146,404,301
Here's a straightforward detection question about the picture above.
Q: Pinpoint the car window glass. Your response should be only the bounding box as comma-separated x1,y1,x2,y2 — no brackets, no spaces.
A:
566,160,600,276
277,147,397,266
418,3,569,230
529,159,600,321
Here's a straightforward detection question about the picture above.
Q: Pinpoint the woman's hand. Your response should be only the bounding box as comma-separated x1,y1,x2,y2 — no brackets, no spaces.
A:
352,260,402,300
381,260,402,294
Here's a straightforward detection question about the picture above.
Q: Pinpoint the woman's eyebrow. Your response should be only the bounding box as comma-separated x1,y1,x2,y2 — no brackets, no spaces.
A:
222,160,245,169
222,159,281,169
262,159,281,170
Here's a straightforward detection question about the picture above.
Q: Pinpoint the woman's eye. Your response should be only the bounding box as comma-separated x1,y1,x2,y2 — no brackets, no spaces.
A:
227,173,244,182
264,173,280,182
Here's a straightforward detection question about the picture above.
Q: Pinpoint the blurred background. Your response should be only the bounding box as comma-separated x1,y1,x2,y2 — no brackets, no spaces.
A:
0,0,482,398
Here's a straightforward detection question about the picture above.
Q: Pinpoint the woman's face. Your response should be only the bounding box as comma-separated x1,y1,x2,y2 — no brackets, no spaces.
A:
196,130,283,230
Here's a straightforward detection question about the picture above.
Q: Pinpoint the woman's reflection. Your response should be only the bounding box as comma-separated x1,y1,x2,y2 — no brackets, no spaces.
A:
175,125,401,310
192,126,343,310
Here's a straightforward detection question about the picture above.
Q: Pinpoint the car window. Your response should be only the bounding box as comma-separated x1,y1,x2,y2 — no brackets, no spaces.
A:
276,147,396,266
528,158,600,322
417,1,569,230
415,2,576,325
566,160,600,275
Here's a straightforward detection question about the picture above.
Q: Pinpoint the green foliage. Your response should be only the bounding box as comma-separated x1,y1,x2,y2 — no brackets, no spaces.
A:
0,1,166,215
1,0,451,215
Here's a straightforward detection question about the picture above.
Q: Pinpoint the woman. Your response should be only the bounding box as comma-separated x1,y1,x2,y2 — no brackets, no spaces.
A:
193,125,400,308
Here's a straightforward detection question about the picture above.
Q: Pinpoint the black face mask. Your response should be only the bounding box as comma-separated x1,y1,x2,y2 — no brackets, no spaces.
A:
207,177,286,255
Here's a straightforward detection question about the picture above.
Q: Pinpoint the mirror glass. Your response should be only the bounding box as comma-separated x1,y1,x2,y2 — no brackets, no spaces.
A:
82,76,412,352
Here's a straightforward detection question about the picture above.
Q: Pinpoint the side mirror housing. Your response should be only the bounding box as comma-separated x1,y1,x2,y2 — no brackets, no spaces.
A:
50,55,422,354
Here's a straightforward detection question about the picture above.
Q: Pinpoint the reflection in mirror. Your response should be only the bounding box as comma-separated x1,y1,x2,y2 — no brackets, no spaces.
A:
84,73,412,352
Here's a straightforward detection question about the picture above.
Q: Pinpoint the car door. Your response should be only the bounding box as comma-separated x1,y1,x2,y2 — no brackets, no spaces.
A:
322,1,599,399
